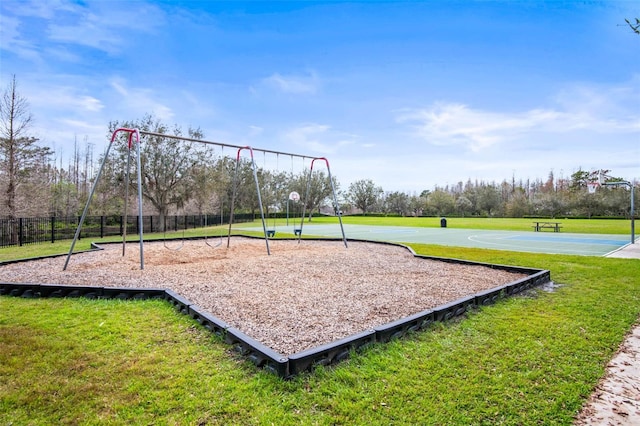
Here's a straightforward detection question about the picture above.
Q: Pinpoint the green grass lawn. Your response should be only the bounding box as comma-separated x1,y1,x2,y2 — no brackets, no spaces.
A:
315,215,634,234
1,218,639,424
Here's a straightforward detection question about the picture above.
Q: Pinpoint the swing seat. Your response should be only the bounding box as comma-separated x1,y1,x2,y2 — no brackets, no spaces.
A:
266,230,276,238
294,229,302,236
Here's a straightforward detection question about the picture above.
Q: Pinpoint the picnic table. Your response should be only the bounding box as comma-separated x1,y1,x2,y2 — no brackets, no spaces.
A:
532,221,562,232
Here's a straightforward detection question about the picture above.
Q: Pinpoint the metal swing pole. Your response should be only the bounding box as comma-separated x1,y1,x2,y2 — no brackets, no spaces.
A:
298,157,348,248
64,128,144,270
133,131,145,267
122,142,132,256
227,156,239,248
227,146,271,255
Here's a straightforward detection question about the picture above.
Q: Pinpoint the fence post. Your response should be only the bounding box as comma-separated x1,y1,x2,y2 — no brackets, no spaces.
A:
18,217,23,246
100,216,105,238
51,216,55,243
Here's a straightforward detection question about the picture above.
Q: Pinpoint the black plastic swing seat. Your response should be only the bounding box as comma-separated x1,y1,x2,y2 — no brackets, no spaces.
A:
266,230,276,238
294,229,302,236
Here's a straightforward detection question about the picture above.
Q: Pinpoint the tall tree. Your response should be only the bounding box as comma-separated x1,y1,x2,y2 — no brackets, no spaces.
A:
0,75,51,219
455,195,473,217
107,114,211,230
384,191,410,216
476,184,501,216
426,189,455,216
347,179,382,215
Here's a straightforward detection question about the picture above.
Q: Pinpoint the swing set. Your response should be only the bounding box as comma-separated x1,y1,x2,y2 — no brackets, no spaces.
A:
264,154,304,239
63,127,347,270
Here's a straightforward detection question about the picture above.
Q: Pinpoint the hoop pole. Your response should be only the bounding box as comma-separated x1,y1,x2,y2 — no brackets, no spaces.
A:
64,128,144,270
601,173,636,245
299,157,348,248
227,146,271,255
631,180,635,244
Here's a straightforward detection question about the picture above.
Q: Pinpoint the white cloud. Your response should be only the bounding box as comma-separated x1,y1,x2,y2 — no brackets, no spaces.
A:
263,71,320,94
0,13,43,62
48,19,124,55
0,13,21,45
552,79,640,132
25,84,104,113
282,123,357,155
396,80,640,153
2,0,75,19
56,118,104,135
2,0,165,59
396,103,555,152
248,125,263,137
108,78,174,122
283,123,331,153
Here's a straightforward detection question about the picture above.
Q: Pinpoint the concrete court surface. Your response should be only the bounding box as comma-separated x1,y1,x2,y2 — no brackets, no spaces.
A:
241,223,635,257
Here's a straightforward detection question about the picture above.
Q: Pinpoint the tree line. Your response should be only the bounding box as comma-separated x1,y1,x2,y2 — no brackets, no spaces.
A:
1,77,637,223
348,170,636,219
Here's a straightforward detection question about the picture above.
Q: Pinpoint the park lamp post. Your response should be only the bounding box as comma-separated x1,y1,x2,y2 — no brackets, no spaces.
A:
600,173,635,244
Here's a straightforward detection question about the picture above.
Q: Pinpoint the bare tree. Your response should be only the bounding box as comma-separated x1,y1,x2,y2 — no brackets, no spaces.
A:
625,18,640,35
0,75,51,219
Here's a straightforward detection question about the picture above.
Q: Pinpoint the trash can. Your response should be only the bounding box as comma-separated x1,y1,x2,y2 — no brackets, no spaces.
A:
440,217,447,228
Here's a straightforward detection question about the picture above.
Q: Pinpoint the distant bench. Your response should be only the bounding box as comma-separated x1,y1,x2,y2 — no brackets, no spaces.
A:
532,222,562,232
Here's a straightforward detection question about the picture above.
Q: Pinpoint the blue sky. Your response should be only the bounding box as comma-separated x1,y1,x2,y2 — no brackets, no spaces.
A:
1,0,638,193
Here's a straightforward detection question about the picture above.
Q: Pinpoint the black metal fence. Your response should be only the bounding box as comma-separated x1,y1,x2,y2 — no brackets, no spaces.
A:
0,214,255,248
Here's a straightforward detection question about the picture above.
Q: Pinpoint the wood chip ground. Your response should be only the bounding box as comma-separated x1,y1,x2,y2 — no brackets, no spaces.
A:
1,238,527,355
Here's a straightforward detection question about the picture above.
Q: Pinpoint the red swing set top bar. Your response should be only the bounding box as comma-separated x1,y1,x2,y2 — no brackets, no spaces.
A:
112,127,138,147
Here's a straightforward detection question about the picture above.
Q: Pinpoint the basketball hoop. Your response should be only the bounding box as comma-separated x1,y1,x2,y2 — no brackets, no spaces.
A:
587,182,599,194
289,191,300,202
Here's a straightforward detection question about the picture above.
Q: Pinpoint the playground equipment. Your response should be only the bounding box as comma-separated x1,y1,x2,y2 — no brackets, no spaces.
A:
226,146,270,255
64,128,144,270
204,208,224,248
298,157,348,248
265,153,280,239
63,128,348,270
163,218,185,251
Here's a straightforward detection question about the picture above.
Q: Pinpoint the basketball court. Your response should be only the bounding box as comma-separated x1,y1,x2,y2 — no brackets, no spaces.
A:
238,223,635,257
